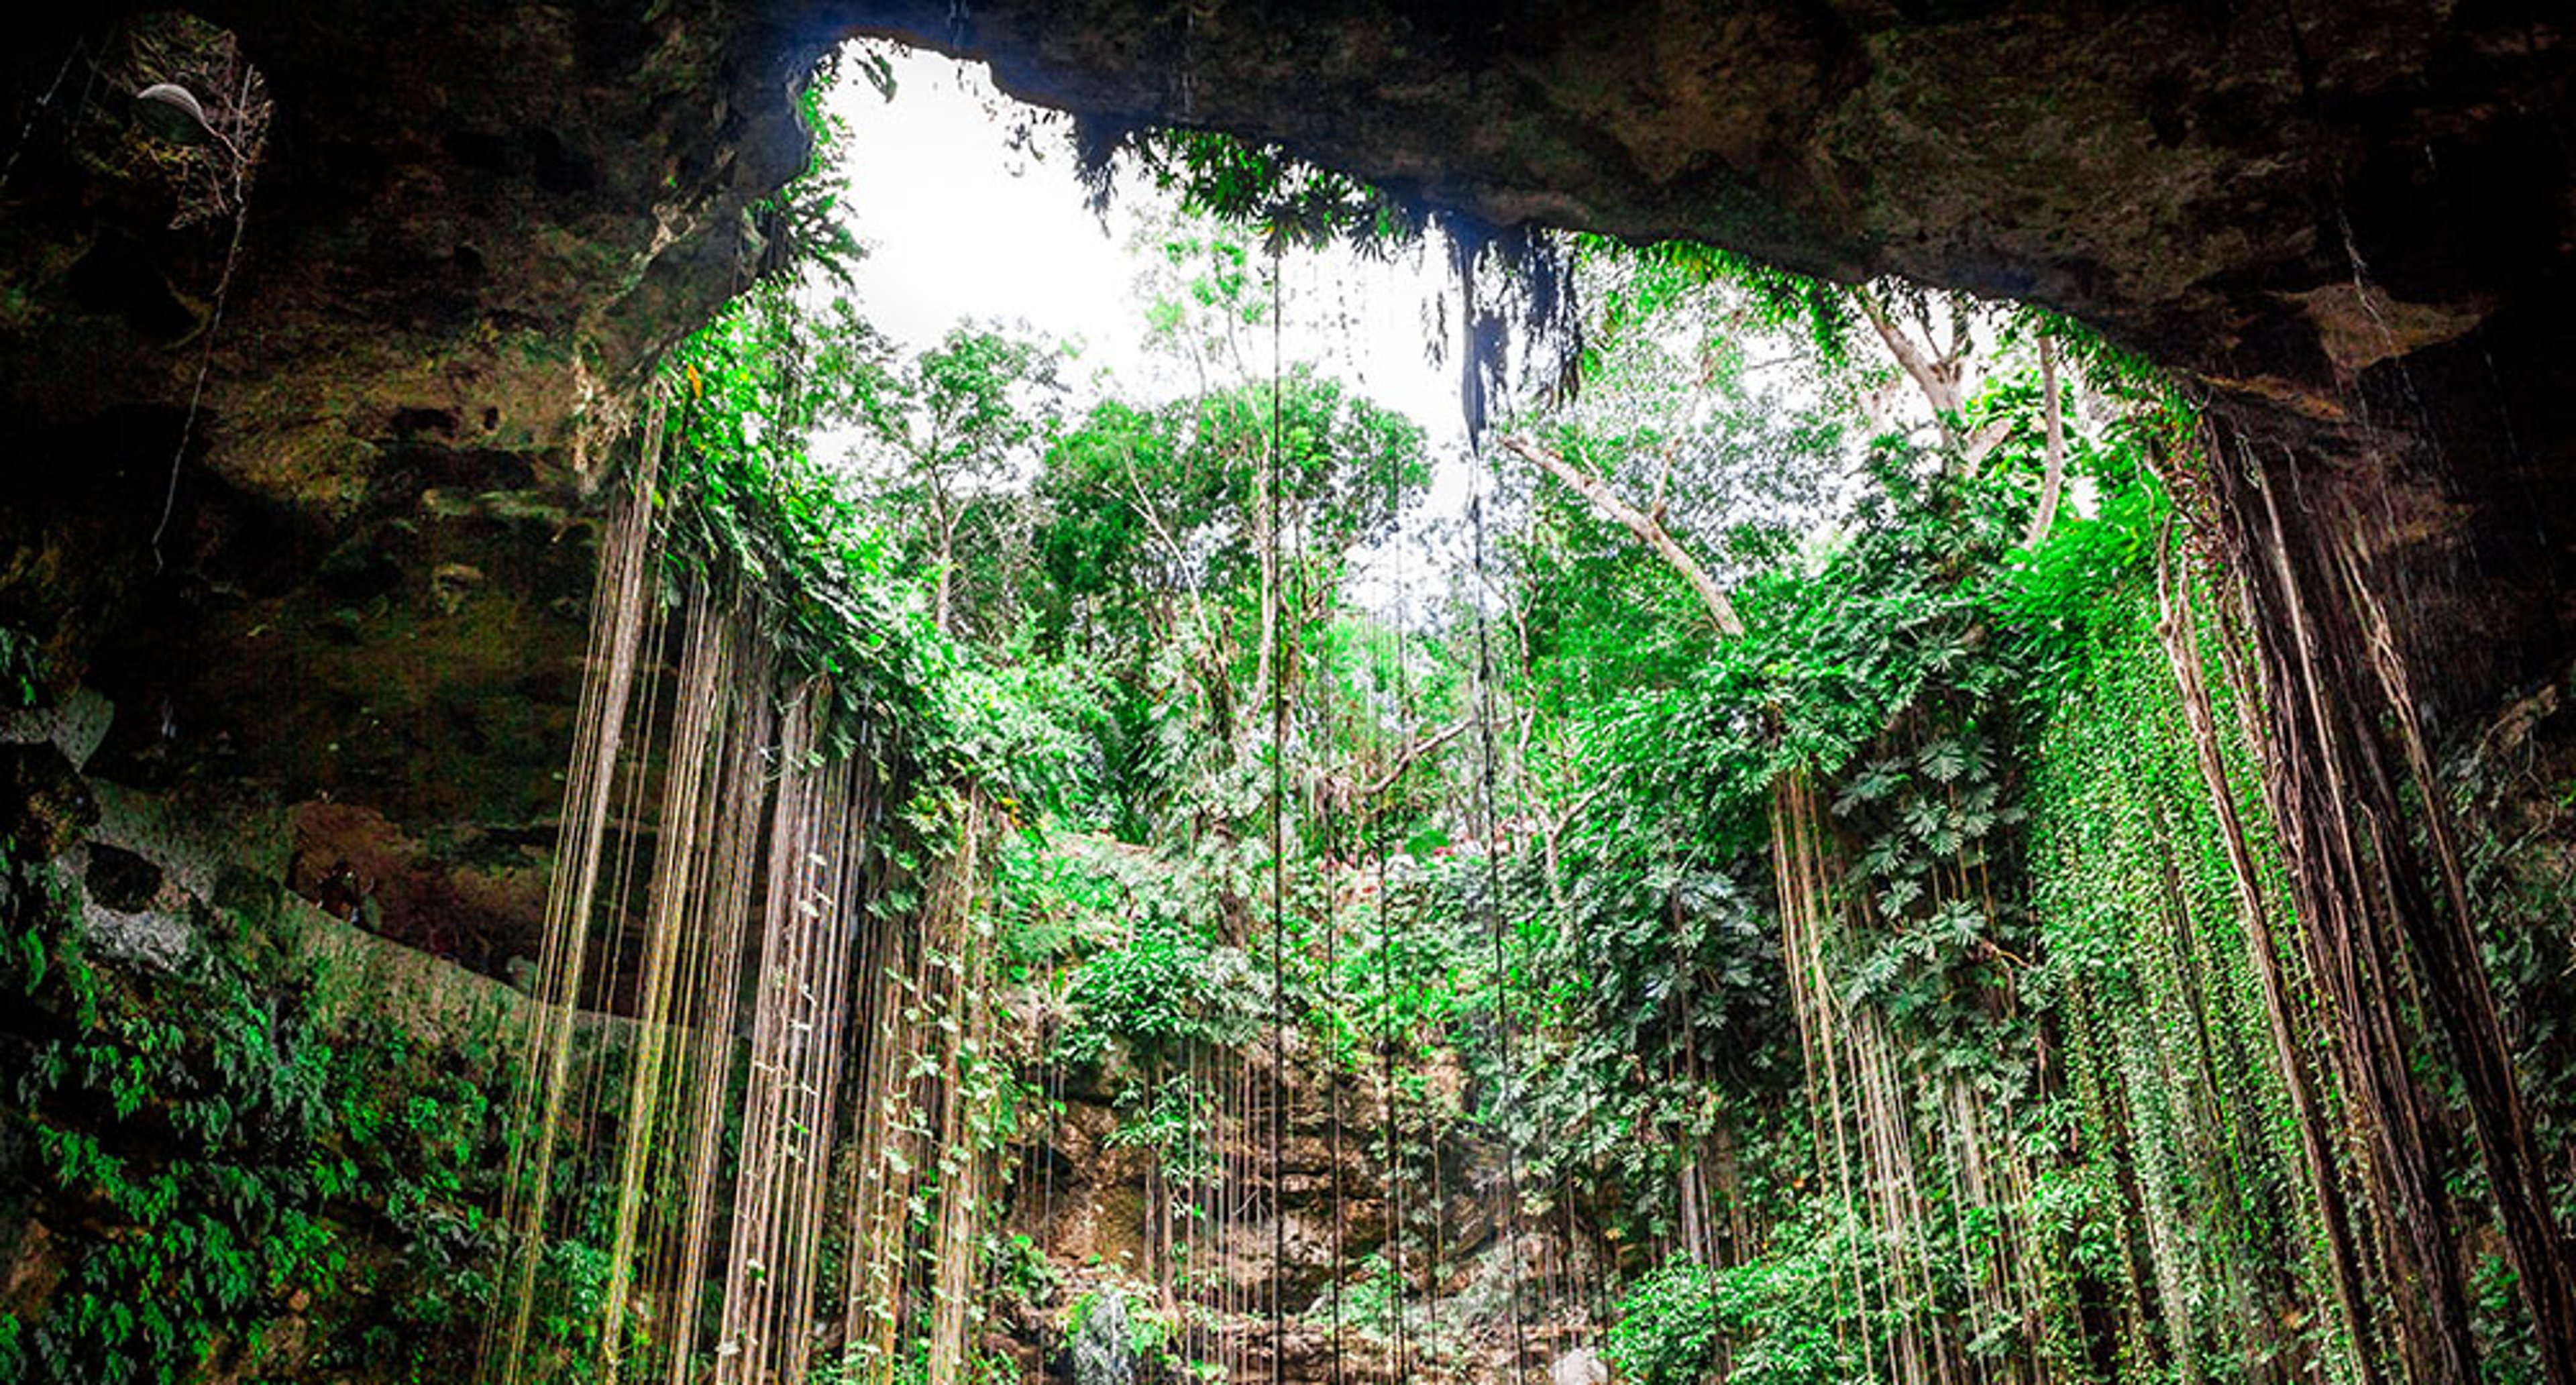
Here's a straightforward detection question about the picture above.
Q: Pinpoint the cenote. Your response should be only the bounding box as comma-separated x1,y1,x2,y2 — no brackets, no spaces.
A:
2,7,2573,1385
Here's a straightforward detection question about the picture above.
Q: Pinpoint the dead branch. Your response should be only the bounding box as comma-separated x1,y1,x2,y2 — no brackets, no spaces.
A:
1364,718,1477,797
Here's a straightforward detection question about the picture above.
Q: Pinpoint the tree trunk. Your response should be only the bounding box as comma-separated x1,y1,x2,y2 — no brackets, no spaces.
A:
931,494,958,636
2024,334,2065,547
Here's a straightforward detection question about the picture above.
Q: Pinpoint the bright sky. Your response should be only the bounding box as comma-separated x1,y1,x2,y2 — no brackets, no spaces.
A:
822,42,1469,445
808,43,2034,605
818,43,1500,602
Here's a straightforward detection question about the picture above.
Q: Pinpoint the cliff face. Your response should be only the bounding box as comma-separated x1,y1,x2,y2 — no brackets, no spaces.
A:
1,2,811,958
3,1,2568,938
2,7,2572,1376
995,1038,1610,1385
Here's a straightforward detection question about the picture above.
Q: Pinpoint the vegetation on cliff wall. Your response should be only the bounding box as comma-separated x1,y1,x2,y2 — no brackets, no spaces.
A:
6,36,2575,1385
0,820,608,1383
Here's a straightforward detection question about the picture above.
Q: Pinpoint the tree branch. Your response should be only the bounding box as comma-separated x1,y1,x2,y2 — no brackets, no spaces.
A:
1854,284,2008,465
1364,718,1477,797
1854,284,1958,419
1501,434,1745,637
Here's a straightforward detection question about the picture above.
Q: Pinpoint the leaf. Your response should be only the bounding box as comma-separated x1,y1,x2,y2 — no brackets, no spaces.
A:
1933,900,1986,948
1833,757,1904,814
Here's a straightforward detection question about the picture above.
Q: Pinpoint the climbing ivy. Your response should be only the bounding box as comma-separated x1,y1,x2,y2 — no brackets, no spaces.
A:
0,832,619,1384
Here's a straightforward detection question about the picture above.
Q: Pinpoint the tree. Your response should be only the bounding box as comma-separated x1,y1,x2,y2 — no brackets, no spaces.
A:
838,321,1064,636
2021,333,2065,546
1034,368,1430,836
1846,283,2013,464
1500,435,1742,636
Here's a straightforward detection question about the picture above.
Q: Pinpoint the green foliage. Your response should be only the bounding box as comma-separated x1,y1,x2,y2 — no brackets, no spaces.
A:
661,286,943,745
2016,544,2370,1382
1701,1233,1855,1385
1102,1076,1218,1185
0,624,44,708
1563,450,2036,869
1111,129,1420,256
1603,1261,1721,1385
1057,909,1254,1073
837,323,1065,639
1032,366,1430,839
842,326,1059,474
995,831,1124,975
1577,237,1856,374
1507,854,1794,1231
1037,369,1428,643
657,288,1100,820
1309,1252,1407,1341
1477,256,2314,1384
0,836,564,1384
747,50,867,286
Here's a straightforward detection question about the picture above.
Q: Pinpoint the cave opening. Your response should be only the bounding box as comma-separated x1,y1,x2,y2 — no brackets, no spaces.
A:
479,36,2493,1385
1,7,2573,1385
